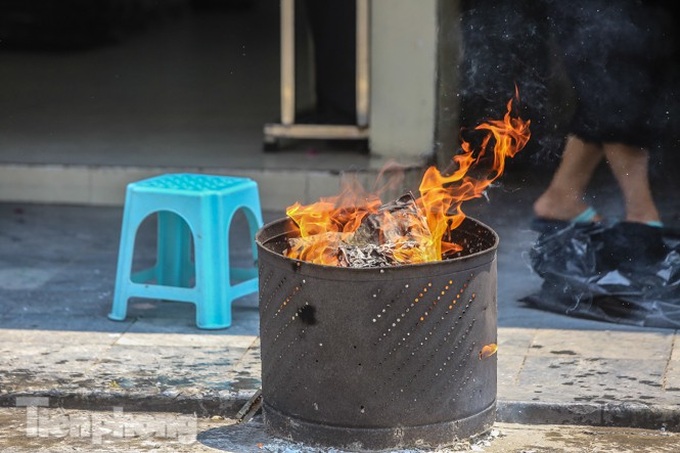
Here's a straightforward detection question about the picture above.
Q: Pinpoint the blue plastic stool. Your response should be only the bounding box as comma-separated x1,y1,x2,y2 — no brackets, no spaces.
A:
109,173,263,329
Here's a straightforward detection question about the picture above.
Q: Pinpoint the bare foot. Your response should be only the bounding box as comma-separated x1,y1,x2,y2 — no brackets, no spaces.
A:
533,136,604,222
533,189,601,222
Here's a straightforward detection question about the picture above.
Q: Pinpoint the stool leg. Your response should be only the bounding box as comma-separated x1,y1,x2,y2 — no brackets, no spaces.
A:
194,220,231,329
109,203,141,321
157,211,193,287
230,205,263,282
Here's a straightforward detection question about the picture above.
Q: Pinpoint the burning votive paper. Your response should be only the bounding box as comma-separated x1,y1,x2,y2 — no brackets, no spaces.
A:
287,193,437,268
285,93,531,267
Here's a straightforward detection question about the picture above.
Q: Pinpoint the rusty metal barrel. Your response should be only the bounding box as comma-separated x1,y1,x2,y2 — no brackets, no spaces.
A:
255,217,498,451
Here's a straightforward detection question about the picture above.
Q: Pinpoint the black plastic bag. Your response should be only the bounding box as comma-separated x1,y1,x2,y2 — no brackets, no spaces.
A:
521,221,680,329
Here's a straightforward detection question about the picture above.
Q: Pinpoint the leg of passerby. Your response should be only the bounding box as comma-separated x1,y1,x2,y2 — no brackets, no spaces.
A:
533,135,604,222
602,143,662,226
302,0,356,125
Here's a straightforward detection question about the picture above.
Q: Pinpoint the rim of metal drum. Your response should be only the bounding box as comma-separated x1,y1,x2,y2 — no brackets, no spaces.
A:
262,401,496,451
255,216,499,279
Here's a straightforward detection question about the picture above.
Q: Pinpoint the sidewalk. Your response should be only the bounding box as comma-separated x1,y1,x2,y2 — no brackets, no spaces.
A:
0,168,679,440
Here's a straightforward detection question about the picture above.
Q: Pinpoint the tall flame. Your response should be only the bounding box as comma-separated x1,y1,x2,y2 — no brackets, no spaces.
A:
285,93,531,266
419,93,531,259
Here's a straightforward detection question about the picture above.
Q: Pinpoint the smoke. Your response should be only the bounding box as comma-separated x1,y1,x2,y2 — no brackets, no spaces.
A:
458,0,680,167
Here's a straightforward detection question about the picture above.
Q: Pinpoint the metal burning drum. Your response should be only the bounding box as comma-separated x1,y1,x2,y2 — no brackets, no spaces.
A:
255,216,499,451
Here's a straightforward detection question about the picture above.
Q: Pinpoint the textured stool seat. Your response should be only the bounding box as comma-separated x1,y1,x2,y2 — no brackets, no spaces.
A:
109,173,263,329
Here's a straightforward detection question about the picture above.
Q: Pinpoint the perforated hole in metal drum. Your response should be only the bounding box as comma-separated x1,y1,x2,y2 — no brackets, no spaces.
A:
255,216,499,451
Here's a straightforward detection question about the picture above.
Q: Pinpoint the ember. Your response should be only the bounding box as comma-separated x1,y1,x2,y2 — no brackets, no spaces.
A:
479,343,499,360
285,92,531,266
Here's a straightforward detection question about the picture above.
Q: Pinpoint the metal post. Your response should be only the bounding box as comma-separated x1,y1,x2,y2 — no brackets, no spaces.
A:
356,0,370,128
280,0,295,126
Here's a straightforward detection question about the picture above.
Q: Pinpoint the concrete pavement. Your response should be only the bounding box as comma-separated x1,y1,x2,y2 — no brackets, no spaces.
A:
1,409,679,452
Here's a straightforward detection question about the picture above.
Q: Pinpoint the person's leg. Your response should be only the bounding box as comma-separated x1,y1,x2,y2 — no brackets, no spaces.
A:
533,135,604,221
602,143,661,225
303,0,356,124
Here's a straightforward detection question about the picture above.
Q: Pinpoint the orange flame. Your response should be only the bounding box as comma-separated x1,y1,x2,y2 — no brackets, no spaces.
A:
285,93,531,266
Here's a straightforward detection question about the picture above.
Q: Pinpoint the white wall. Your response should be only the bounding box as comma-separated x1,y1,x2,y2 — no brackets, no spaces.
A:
369,0,438,160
